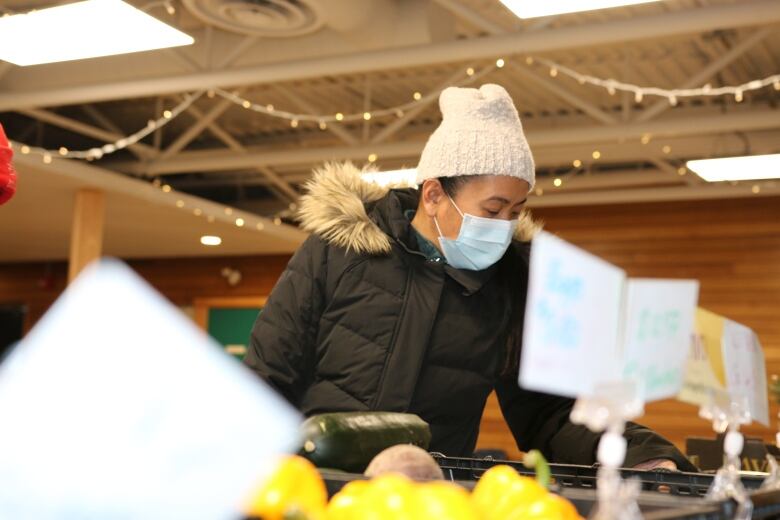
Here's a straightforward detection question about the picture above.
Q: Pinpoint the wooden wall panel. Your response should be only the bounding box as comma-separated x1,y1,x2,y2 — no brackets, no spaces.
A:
2,195,779,464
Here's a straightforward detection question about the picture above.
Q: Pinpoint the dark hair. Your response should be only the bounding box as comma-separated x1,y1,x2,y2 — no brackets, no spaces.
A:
438,175,476,199
435,175,525,378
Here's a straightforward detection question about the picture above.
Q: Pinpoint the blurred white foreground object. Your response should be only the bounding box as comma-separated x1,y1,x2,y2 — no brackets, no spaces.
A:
0,259,299,520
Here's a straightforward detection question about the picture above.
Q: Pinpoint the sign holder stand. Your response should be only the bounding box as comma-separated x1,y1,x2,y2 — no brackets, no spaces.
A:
698,391,753,520
571,381,644,520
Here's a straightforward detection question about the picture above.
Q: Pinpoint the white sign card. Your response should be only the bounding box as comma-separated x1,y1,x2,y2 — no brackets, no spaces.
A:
520,231,699,402
0,260,300,520
520,231,625,397
621,279,699,401
721,319,770,426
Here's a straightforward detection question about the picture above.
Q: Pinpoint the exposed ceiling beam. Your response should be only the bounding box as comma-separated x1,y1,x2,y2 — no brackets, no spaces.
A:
272,85,359,146
256,166,301,203
370,66,480,145
648,157,698,186
527,181,780,208
634,26,773,123
19,108,158,160
183,102,243,151
159,95,237,160
430,0,507,34
117,107,780,175
2,0,779,110
509,63,618,125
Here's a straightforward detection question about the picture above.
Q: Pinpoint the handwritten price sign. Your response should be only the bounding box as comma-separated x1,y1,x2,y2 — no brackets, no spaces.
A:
520,232,699,402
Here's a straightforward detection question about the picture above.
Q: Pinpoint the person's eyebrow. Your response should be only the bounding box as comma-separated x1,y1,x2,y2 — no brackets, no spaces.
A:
484,196,528,206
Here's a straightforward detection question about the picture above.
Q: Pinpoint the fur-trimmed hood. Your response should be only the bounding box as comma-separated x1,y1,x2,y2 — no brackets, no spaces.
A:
297,162,541,255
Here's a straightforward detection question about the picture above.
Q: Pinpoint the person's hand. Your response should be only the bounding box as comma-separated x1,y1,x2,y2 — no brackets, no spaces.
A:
633,458,678,471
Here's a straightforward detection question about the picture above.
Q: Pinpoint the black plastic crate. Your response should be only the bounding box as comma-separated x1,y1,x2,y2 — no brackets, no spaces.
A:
317,469,731,519
432,454,766,497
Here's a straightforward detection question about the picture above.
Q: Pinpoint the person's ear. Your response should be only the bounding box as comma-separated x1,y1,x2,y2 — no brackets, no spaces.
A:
421,179,444,218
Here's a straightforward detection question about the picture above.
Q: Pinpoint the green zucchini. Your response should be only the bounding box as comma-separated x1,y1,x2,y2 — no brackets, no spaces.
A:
299,412,431,473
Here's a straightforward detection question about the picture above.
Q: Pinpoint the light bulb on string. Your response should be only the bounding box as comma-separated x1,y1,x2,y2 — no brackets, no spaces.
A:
735,90,743,103
549,67,558,78
634,91,643,103
668,95,678,106
290,119,299,128
496,58,505,68
363,112,372,121
319,121,327,130
466,67,475,76
335,112,344,121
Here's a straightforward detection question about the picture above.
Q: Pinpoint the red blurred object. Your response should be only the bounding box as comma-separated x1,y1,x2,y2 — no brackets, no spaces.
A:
0,123,18,205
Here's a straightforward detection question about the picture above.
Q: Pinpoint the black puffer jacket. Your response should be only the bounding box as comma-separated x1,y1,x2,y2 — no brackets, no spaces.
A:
245,163,696,471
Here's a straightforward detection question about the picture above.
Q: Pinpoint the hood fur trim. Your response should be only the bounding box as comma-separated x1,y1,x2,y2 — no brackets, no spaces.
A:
297,162,541,255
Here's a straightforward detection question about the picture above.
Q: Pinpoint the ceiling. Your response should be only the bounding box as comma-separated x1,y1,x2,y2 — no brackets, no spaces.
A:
0,152,306,262
1,0,779,222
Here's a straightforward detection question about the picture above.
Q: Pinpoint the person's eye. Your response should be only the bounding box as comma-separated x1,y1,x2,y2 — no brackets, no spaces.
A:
484,209,500,217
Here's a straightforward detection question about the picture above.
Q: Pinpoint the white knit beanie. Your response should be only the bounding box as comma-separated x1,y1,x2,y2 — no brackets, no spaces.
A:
416,84,535,188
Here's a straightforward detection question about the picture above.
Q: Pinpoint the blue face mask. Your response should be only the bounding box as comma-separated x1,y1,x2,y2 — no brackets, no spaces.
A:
434,196,517,271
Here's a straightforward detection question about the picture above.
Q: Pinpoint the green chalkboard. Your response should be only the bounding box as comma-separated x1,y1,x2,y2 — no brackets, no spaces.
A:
207,307,262,360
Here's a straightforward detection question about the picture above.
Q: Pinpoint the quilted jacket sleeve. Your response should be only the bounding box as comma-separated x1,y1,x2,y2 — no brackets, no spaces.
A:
244,235,329,407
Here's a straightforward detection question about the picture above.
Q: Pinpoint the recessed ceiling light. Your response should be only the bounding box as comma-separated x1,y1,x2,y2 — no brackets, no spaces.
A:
200,235,222,246
686,154,780,182
0,0,194,66
498,0,661,19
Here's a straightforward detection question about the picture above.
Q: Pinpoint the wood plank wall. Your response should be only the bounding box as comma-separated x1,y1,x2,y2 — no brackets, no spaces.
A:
2,195,779,462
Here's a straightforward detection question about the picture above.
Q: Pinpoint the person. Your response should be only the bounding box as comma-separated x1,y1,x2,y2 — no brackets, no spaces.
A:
245,84,696,471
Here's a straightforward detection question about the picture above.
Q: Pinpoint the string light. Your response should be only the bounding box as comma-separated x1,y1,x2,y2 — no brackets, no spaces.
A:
413,91,422,101
367,153,378,163
42,154,52,164
235,218,245,227
531,56,780,104
592,150,601,160
175,200,184,208
58,147,68,156
641,134,652,145
162,184,172,192
553,178,563,187
14,59,778,165
573,159,582,168
662,145,672,154
224,207,233,215
752,185,761,194
677,167,687,176
194,208,202,216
